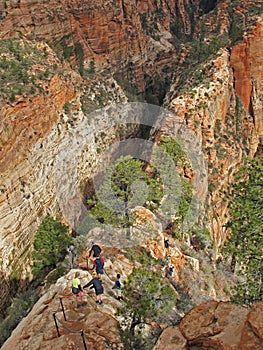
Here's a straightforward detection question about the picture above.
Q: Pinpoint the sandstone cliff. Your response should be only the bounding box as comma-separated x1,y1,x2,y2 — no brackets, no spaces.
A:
164,16,263,258
0,0,263,343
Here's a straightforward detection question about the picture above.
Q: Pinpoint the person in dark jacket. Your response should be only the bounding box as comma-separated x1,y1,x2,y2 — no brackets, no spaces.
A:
83,271,104,304
88,242,102,258
164,237,170,249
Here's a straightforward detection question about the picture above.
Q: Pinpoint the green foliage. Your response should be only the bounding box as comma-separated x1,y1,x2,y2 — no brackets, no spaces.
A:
190,36,227,63
87,155,163,228
159,135,189,167
32,215,72,279
63,101,71,114
175,292,194,314
47,34,73,62
87,141,194,235
158,136,193,228
118,268,177,348
114,77,143,102
0,37,60,102
229,17,244,46
224,157,263,305
88,58,96,75
139,13,159,40
0,289,39,347
123,268,176,323
74,42,84,76
71,234,89,256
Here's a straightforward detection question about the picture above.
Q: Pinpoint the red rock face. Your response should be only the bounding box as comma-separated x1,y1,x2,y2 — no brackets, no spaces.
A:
231,19,263,135
0,0,201,100
0,71,81,173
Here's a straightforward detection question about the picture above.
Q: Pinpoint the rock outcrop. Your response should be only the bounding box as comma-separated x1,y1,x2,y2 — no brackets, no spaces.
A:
154,300,263,350
3,266,262,350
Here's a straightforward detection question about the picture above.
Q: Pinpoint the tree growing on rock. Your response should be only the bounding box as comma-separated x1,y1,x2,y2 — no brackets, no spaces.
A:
87,155,163,229
224,157,263,305
32,215,72,279
118,268,177,349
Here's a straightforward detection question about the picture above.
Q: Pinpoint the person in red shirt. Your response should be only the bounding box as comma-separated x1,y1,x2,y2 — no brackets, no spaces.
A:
92,256,105,280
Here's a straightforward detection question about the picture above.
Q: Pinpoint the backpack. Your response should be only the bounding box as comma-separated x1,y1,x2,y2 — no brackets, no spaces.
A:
95,257,104,270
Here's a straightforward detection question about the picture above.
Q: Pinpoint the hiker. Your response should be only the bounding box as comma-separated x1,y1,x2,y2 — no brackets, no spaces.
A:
164,237,170,249
88,242,102,258
190,236,200,251
190,236,195,250
161,254,170,271
83,271,104,304
112,273,124,301
92,256,105,280
167,265,174,278
72,272,84,304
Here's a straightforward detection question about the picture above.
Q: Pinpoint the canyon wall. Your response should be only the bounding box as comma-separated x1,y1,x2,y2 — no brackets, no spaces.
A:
0,0,203,298
0,0,263,316
0,38,138,313
164,16,263,257
0,0,203,102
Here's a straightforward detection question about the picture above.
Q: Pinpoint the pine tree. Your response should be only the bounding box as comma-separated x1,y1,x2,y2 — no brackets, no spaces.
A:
87,155,163,228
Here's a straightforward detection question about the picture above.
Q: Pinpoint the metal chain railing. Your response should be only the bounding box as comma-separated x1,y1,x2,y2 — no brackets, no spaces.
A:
53,297,88,350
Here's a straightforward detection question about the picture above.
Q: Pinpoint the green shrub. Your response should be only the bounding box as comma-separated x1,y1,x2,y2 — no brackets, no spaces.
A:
118,268,177,349
63,101,71,114
0,289,39,347
0,37,61,102
223,157,263,305
32,215,72,279
87,155,163,229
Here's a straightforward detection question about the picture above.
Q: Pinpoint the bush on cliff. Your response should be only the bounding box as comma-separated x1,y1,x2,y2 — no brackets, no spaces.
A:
224,157,263,305
118,267,177,349
87,155,163,229
32,215,72,280
0,289,38,347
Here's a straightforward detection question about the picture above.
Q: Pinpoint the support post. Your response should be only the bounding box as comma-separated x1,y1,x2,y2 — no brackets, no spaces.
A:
60,298,67,321
80,330,87,350
53,313,60,337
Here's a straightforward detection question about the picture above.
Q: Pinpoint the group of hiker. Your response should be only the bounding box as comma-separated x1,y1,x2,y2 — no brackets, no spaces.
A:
71,242,123,306
72,237,180,306
164,237,174,277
